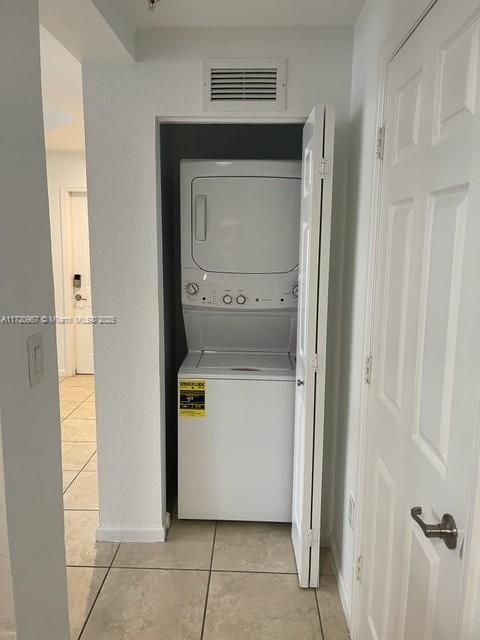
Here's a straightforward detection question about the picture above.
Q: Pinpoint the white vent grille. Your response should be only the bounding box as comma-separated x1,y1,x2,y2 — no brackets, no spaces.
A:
210,68,278,102
203,59,286,112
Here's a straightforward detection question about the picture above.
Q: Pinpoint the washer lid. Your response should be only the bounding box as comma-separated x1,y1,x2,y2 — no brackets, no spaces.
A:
183,309,297,353
198,351,294,372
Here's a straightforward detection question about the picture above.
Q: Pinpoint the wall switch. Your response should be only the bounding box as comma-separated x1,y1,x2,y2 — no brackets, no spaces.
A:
27,332,44,388
348,494,356,531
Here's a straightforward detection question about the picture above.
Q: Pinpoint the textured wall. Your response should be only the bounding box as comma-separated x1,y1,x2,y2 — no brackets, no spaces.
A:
82,26,353,541
0,1,70,637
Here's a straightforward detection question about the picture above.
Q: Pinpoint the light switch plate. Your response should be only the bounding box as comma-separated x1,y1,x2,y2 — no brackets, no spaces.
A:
27,332,44,388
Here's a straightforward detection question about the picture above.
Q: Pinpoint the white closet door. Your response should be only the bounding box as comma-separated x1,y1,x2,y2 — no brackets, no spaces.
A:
292,105,335,588
359,1,480,637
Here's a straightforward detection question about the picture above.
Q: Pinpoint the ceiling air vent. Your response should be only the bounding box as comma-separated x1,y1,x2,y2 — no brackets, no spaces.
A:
203,59,286,112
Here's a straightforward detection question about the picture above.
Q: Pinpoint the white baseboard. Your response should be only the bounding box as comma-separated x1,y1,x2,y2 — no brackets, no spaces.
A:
96,525,166,543
329,537,353,631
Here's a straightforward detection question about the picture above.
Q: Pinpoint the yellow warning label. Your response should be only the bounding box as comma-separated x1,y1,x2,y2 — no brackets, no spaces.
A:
179,380,206,417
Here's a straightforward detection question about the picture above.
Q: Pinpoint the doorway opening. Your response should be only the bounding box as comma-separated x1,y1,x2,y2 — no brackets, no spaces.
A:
158,113,337,593
57,188,97,493
159,123,303,511
40,25,100,639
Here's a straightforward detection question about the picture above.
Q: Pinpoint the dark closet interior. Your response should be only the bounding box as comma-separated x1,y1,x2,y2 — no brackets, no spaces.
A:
159,123,303,509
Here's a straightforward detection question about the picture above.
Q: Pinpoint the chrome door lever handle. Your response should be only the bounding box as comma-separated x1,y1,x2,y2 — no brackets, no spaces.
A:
74,294,87,301
296,379,304,387
411,507,458,550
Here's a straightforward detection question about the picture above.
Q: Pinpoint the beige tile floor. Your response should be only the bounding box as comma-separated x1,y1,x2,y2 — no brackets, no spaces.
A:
60,375,349,640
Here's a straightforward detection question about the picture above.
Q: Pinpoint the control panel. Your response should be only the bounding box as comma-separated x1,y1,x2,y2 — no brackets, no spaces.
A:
182,268,298,310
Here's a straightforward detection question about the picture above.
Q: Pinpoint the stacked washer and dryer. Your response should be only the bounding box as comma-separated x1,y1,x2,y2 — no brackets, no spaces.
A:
178,159,301,523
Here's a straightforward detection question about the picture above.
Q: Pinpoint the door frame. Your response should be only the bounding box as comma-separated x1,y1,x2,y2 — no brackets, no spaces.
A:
59,187,88,377
156,115,313,541
351,0,480,637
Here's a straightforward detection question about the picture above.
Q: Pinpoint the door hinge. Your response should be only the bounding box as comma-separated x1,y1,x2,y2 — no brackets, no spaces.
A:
312,353,325,375
356,555,363,582
364,355,373,384
376,126,385,160
305,529,318,547
318,157,330,179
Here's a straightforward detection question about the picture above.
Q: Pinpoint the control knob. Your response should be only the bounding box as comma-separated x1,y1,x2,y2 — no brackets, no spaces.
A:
223,294,233,305
186,282,199,296
236,294,247,305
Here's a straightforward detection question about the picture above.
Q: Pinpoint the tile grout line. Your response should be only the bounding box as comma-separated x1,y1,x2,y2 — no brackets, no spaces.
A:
200,521,217,640
314,588,326,640
60,383,95,422
60,374,94,387
63,448,97,496
84,565,297,575
60,376,96,495
207,568,298,576
61,395,95,421
62,470,81,495
76,540,121,640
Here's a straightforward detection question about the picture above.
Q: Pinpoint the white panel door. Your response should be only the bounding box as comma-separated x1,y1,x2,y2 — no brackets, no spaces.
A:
360,1,480,638
292,105,335,588
71,193,94,374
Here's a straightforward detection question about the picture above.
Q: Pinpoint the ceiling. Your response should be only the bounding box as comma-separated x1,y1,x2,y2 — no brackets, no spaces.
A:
40,26,85,152
119,0,366,28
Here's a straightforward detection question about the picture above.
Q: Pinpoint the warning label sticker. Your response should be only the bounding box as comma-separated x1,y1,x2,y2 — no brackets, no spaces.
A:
179,380,206,417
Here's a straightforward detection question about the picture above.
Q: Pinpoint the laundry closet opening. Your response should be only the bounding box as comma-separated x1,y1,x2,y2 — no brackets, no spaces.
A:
159,123,303,513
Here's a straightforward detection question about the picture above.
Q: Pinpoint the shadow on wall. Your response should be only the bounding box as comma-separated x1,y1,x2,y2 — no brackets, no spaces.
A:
333,104,365,575
0,427,16,638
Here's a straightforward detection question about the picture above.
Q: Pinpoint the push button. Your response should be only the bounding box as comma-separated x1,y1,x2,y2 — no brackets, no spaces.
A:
236,295,247,305
223,294,233,304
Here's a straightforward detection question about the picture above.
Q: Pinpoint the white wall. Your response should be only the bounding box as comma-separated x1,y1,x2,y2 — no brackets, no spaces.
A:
0,1,70,637
46,152,87,376
82,26,353,541
0,425,15,639
331,0,419,622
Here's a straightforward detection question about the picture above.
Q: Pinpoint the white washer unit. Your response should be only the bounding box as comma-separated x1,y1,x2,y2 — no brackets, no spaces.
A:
178,160,301,522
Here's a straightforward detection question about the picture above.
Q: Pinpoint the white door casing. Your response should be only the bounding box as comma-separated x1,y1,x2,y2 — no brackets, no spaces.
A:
360,1,480,638
71,193,94,374
291,104,335,588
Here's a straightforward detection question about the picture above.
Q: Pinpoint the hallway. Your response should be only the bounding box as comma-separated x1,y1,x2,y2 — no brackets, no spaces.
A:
60,375,348,639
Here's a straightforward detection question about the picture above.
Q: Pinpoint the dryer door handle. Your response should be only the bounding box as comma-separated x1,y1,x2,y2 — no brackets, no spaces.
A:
194,195,207,241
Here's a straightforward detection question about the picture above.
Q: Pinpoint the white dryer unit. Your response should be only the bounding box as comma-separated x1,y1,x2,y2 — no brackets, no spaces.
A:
178,160,301,522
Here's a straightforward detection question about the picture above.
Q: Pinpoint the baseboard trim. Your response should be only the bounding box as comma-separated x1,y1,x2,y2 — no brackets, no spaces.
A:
329,537,353,631
96,525,166,543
